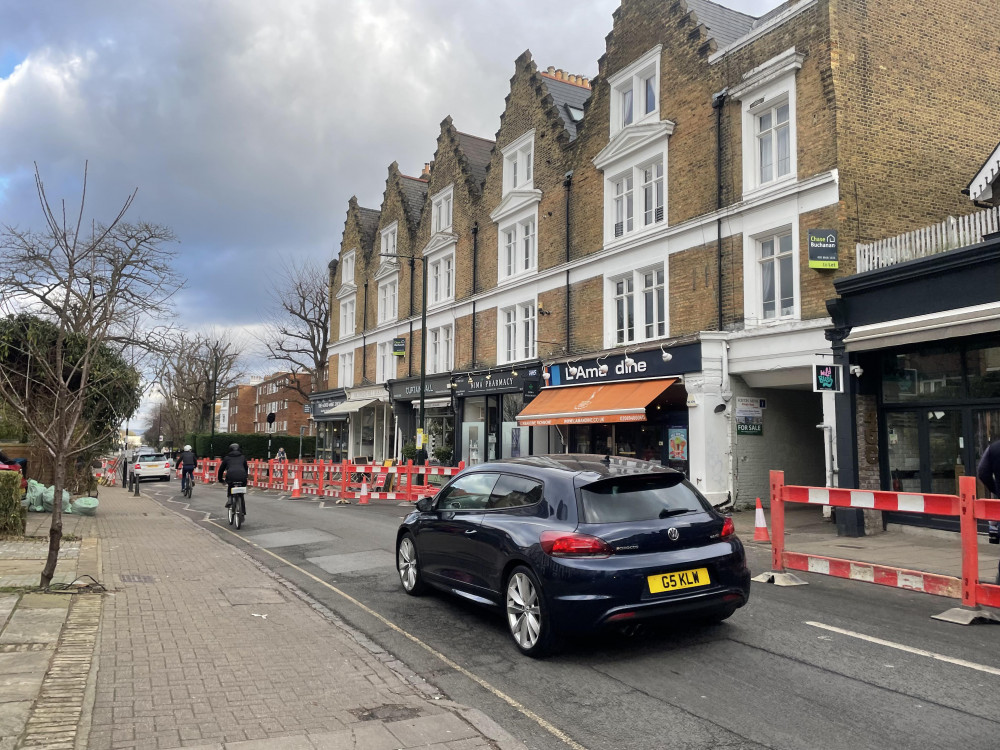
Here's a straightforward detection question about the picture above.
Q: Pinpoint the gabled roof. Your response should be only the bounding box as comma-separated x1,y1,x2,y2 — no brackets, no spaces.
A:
540,74,592,141
456,131,494,189
356,206,381,248
398,175,428,226
684,0,756,50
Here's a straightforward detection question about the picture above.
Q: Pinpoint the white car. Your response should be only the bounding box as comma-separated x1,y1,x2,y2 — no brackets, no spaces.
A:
131,452,172,483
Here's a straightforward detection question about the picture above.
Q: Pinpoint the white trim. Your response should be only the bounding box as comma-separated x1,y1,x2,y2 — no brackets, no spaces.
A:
709,0,818,64
844,302,1000,352
594,120,675,171
607,45,662,136
490,189,542,224
968,142,1000,203
501,130,535,195
729,48,804,100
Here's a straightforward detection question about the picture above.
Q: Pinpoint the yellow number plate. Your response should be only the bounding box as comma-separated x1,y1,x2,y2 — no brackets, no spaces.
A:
647,568,710,594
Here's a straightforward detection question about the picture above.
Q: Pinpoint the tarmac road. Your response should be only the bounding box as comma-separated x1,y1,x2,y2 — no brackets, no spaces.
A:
143,479,1000,750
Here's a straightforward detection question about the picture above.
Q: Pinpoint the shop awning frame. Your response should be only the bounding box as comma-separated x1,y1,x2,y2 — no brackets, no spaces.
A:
325,398,381,417
515,379,676,426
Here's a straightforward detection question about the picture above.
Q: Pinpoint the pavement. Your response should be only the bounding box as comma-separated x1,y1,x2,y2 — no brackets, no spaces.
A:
0,484,998,749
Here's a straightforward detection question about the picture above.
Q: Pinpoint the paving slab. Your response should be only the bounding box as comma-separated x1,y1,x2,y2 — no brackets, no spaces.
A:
245,529,339,548
0,649,52,675
305,550,392,575
0,595,16,630
385,712,479,746
0,668,45,702
0,699,31,739
0,600,70,645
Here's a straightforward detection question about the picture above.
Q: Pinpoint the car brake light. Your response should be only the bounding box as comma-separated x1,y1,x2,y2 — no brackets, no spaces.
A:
134,464,140,470
721,517,735,538
540,530,613,558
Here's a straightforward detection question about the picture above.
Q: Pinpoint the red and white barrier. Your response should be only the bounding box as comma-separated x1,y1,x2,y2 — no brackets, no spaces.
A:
173,456,464,505
764,470,1000,623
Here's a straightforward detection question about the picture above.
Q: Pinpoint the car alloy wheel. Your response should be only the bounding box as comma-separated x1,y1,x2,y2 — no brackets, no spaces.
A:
505,566,552,657
397,534,425,595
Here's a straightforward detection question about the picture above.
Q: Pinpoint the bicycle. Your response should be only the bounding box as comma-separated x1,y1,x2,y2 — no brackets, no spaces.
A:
181,468,194,499
227,481,247,529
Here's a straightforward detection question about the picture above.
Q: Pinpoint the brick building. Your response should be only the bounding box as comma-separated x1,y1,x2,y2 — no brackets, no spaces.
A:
328,0,1000,506
252,372,314,437
222,384,257,435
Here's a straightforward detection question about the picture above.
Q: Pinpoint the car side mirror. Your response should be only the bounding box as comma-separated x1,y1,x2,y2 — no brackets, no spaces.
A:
415,496,434,512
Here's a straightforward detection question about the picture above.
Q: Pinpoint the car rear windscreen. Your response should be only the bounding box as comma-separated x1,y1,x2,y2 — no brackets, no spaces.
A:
138,454,164,462
579,474,710,523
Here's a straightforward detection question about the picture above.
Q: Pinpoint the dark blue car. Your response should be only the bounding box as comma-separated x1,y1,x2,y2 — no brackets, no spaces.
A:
396,454,751,656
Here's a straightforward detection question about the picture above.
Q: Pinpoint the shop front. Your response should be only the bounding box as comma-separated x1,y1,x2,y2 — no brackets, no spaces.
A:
517,345,698,474
308,388,347,461
832,234,1000,531
388,374,455,463
453,364,543,465
322,385,392,462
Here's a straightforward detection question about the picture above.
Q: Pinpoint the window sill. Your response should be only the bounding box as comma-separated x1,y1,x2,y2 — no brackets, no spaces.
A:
497,269,538,286
603,220,668,248
742,175,797,203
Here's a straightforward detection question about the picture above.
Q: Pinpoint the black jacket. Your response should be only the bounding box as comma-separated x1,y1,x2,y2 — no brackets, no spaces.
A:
176,450,197,469
977,440,1000,496
218,450,249,483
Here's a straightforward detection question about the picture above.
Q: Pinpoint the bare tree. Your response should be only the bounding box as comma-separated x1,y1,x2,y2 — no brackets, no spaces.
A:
155,331,242,444
260,259,331,399
0,164,181,587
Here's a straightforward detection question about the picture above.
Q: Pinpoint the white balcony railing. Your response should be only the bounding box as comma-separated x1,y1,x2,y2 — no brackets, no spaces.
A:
856,205,1000,273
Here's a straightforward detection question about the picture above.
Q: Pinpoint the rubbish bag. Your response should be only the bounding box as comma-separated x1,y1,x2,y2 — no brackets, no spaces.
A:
40,485,73,513
71,496,99,516
25,479,46,512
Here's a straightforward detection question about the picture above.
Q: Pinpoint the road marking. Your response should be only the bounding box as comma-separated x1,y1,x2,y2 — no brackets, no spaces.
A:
806,621,1000,676
205,519,588,750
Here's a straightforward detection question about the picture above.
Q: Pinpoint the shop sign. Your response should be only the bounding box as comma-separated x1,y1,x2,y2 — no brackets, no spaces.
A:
812,364,843,393
454,367,541,397
310,395,347,418
347,386,386,401
547,343,700,386
388,374,453,401
392,337,406,356
808,229,839,269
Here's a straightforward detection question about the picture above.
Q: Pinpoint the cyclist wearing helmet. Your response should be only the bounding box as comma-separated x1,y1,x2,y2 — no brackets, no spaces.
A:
176,444,198,492
218,443,249,509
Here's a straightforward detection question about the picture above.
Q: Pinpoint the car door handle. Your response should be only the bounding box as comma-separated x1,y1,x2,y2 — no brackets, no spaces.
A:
464,529,477,534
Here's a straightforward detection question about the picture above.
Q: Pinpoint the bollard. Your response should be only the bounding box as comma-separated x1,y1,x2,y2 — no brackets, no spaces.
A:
133,476,140,496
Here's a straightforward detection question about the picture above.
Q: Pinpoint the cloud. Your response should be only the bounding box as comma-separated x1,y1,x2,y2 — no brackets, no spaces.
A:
1,0,787,396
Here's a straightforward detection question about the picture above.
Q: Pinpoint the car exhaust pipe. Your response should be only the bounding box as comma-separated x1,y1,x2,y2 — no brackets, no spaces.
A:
620,623,646,638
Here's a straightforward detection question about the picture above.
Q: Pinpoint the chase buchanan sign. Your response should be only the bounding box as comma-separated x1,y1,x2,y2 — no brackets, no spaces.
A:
807,229,839,269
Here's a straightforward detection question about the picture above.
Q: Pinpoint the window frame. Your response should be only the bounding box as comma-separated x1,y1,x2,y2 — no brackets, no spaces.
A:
432,186,454,234
427,324,453,374
731,48,802,199
339,296,356,338
338,351,355,388
502,131,535,195
498,211,537,282
605,264,668,348
757,230,796,322
380,223,398,258
377,277,398,324
428,252,455,306
376,341,394,383
340,250,356,286
498,301,537,365
605,154,666,243
608,47,661,136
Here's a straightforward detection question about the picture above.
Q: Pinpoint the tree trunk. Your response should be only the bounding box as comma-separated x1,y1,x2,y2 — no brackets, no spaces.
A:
39,457,64,588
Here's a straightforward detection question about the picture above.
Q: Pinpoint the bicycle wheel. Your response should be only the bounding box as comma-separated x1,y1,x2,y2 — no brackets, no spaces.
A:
234,495,244,529
227,494,235,525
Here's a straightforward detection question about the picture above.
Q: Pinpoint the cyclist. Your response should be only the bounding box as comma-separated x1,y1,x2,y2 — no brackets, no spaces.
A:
176,444,198,493
218,442,249,509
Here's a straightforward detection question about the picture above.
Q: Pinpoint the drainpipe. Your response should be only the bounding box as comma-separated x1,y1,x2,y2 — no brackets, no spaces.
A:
471,222,479,367
362,280,369,382
712,90,727,331
564,171,574,353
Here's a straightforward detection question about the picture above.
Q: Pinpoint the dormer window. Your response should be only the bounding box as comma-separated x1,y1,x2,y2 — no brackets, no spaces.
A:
502,131,534,195
340,250,356,286
610,47,661,135
432,187,454,234
381,223,397,258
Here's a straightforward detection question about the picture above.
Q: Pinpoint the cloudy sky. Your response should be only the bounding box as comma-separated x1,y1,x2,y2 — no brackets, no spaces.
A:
1,0,784,422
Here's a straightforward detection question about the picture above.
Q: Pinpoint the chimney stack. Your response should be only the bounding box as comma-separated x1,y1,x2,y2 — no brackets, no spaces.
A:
420,162,431,180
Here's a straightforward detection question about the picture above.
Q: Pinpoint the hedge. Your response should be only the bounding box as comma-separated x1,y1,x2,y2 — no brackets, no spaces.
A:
0,470,25,536
181,432,316,460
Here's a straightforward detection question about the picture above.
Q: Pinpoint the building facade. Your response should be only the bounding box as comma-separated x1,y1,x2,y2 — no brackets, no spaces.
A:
252,372,313,437
327,0,1000,507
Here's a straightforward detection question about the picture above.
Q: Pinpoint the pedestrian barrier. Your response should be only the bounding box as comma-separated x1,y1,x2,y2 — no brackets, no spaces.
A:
757,470,1000,624
169,457,464,504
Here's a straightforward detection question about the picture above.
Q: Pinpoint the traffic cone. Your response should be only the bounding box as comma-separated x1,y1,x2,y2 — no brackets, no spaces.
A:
753,497,771,542
358,479,370,505
291,477,301,499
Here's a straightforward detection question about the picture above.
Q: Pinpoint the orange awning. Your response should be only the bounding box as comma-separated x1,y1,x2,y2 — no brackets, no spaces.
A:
516,379,676,426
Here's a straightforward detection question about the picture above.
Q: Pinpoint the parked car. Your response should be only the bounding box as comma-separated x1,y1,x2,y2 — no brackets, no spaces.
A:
131,452,172,483
395,454,751,657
